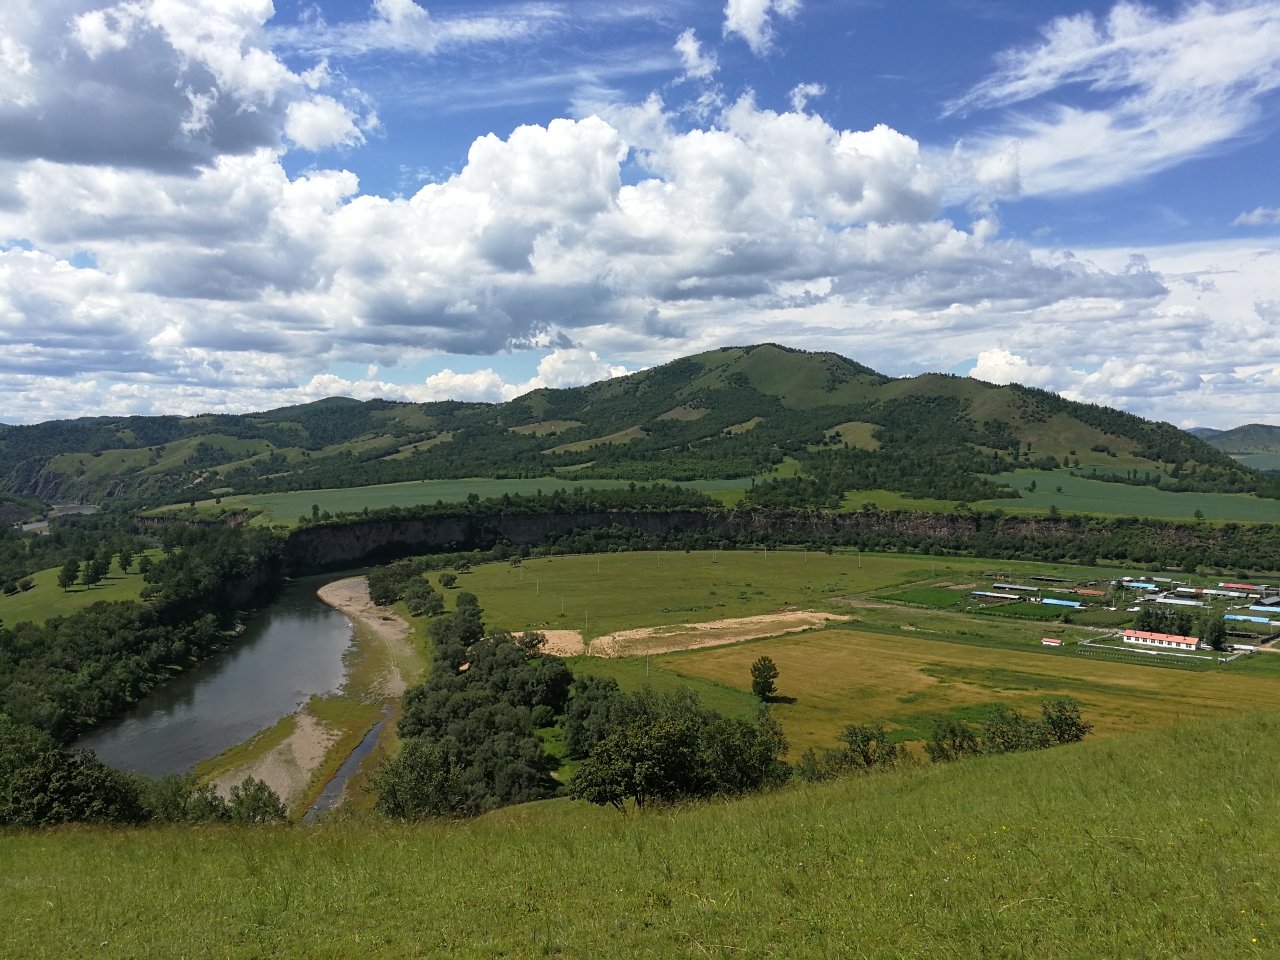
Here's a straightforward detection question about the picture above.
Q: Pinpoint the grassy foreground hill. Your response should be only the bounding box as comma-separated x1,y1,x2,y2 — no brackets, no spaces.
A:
2,344,1265,510
4,710,1277,958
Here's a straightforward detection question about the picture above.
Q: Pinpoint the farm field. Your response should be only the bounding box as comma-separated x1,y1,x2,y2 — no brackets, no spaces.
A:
977,469,1280,522
3,711,1277,958
656,625,1280,753
160,476,760,524
447,550,1118,642
0,551,159,626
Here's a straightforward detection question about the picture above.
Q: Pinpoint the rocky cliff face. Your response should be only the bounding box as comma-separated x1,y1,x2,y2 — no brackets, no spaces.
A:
281,511,714,574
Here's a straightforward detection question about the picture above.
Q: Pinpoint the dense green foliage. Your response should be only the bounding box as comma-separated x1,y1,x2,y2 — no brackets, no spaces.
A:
567,686,790,810
366,558,444,616
382,594,573,817
926,699,1092,762
795,722,905,782
0,713,144,825
0,713,287,827
0,526,282,740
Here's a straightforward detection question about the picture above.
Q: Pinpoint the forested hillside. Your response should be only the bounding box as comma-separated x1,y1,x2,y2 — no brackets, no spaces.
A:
0,344,1265,511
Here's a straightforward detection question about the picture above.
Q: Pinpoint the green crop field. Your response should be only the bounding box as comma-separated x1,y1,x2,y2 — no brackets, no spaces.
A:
156,476,762,524
3,711,1278,958
874,586,969,608
0,551,159,626
978,469,1280,522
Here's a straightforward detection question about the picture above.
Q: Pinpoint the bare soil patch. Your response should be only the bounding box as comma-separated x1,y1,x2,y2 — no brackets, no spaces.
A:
571,611,850,658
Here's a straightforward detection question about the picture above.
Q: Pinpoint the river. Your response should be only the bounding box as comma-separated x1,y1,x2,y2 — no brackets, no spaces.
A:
75,574,355,778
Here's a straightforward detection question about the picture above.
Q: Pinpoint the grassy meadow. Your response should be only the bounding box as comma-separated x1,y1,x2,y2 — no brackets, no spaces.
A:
450,549,1023,640
0,551,160,626
431,550,1280,755
3,711,1278,958
978,469,1280,522
655,625,1280,752
149,476,760,525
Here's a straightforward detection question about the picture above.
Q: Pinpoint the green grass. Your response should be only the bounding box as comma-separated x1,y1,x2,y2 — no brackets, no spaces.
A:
565,655,760,720
3,711,1278,958
875,586,968,608
979,601,1069,621
0,552,160,626
160,477,764,525
657,623,1280,752
978,469,1280,522
461,550,963,640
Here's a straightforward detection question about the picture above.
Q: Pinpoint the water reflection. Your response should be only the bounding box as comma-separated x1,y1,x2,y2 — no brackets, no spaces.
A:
75,575,354,777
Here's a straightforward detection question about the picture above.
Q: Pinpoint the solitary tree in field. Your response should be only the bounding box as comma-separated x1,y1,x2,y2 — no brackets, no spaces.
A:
80,557,103,589
118,546,133,573
57,559,81,592
137,554,153,577
751,656,779,700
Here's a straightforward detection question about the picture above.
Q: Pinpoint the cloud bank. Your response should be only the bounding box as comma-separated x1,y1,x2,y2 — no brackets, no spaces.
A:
0,0,1277,429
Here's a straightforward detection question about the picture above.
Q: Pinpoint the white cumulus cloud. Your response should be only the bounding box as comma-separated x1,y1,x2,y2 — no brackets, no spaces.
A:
674,28,717,80
285,95,374,151
723,0,801,56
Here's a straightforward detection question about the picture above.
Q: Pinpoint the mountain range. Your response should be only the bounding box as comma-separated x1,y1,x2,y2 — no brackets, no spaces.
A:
0,344,1261,515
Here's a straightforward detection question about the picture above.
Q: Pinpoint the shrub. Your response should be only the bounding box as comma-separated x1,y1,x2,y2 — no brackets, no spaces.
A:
228,777,287,824
0,715,145,826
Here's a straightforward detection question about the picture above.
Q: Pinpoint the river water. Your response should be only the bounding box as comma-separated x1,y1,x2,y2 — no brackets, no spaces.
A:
75,575,355,778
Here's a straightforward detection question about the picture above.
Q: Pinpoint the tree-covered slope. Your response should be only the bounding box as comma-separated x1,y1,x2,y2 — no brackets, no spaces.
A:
0,344,1261,509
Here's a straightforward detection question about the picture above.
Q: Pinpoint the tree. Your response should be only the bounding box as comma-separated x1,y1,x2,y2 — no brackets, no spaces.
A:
0,715,145,826
57,559,80,592
136,554,152,577
516,631,548,657
750,655,779,700
439,572,458,589
372,738,465,820
228,777,286,823
1199,616,1228,652
118,547,134,573
925,717,980,762
80,557,104,589
981,705,1050,753
1040,698,1092,744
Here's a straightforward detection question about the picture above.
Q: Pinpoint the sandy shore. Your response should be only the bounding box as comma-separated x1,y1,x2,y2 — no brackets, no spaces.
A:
542,610,850,658
317,577,412,697
212,713,337,807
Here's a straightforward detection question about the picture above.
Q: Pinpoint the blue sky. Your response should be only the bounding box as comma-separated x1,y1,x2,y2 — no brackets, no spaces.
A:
0,0,1278,426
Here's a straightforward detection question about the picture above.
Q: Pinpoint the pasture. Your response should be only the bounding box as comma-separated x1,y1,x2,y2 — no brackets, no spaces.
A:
442,550,1280,754
978,469,1280,522
0,551,159,626
656,625,1280,752
451,549,1059,641
163,476,759,524
3,711,1277,958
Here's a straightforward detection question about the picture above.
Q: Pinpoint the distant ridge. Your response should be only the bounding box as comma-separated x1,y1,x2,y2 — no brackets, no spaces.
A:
0,343,1255,508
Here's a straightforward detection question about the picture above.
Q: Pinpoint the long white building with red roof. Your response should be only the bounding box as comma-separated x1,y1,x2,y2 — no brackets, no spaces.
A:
1123,629,1199,651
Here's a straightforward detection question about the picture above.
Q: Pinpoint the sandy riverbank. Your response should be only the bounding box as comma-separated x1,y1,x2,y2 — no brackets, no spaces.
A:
211,713,337,806
317,577,412,697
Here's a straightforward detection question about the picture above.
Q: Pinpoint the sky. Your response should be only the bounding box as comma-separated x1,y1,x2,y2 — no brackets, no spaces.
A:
0,0,1278,428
